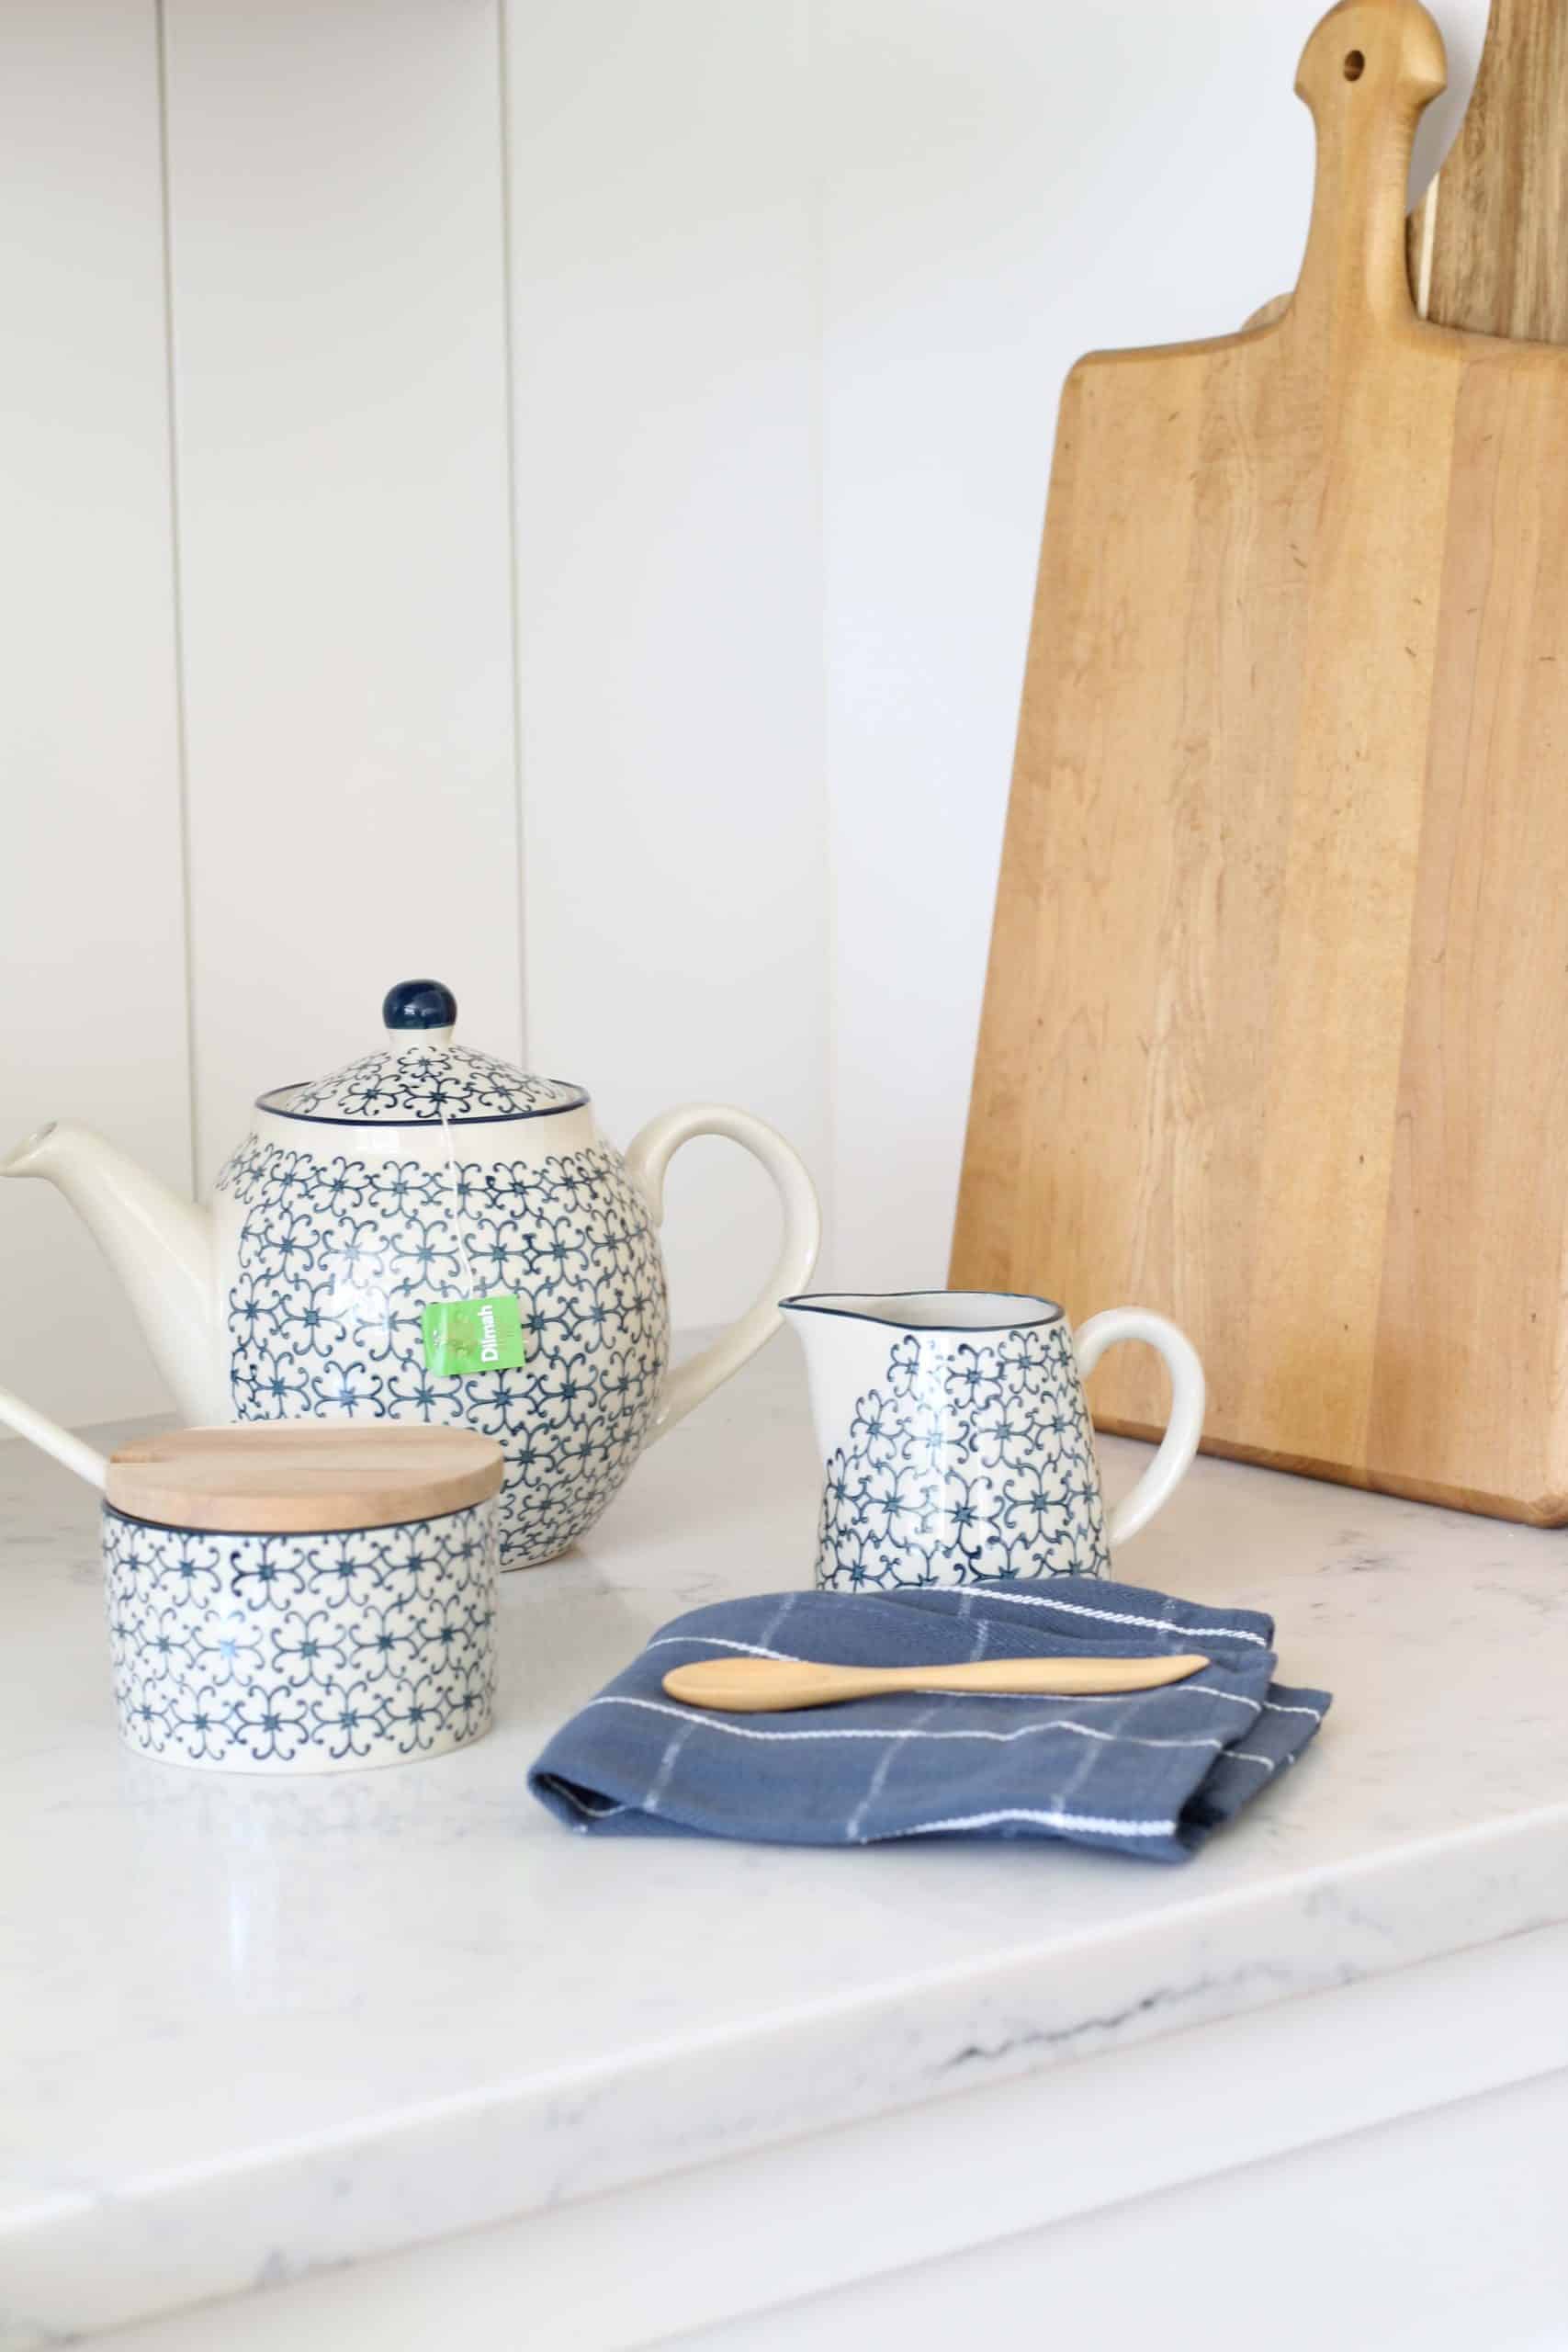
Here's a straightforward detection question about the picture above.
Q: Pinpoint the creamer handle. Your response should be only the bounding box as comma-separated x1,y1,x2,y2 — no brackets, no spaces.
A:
1073,1309,1204,1546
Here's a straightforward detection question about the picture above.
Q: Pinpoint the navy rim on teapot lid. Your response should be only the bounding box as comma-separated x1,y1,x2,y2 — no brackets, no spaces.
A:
255,980,591,1128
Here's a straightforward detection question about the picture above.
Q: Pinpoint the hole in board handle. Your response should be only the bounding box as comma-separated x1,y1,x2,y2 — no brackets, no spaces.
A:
1343,48,1366,80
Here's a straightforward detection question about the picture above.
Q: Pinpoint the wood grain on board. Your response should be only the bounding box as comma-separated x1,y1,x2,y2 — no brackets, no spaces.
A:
1409,0,1568,339
953,0,1568,1522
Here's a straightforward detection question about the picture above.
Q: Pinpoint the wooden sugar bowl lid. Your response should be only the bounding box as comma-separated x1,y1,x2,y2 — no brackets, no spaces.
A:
105,1423,505,1535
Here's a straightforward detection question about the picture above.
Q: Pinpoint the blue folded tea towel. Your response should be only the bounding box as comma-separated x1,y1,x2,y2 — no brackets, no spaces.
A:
528,1576,1331,1862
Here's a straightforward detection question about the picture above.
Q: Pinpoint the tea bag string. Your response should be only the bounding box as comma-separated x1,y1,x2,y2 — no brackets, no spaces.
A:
435,1095,479,1298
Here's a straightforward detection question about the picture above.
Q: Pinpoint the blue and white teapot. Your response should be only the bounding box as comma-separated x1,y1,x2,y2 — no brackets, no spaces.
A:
2,980,819,1566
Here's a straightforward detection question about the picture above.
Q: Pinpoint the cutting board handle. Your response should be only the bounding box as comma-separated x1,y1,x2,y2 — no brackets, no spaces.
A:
1292,0,1447,334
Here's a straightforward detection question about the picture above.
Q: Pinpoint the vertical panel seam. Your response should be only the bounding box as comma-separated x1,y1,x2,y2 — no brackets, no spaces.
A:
496,0,530,1068
808,0,834,1285
154,0,201,1193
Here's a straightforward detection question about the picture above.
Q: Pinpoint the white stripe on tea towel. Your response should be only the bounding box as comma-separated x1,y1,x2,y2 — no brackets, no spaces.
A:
886,1807,1176,1841
587,1695,1231,1754
972,1587,1269,1648
1180,1686,1325,1724
646,1634,799,1662
847,1700,942,1840
1183,1683,1262,1713
567,1790,628,1819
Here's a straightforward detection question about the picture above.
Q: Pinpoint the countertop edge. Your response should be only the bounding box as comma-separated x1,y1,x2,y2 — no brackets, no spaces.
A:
8,1794,1568,2346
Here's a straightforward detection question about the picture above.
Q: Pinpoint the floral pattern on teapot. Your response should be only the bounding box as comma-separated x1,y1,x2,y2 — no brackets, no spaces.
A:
216,1136,669,1568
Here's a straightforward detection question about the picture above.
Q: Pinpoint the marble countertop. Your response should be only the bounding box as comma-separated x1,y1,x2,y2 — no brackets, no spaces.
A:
5,1345,1568,2345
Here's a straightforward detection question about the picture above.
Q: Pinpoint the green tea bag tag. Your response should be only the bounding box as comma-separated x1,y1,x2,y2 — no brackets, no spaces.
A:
422,1295,527,1377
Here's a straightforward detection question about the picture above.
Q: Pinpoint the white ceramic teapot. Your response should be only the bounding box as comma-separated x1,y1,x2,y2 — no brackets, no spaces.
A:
2,979,819,1567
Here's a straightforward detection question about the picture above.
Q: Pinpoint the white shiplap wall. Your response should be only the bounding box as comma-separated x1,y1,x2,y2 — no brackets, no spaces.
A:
0,0,1485,1431
163,0,525,1184
505,0,829,1346
1,0,191,1430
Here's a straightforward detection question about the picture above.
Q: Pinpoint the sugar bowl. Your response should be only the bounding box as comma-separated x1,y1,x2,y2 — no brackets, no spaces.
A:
0,1391,502,1773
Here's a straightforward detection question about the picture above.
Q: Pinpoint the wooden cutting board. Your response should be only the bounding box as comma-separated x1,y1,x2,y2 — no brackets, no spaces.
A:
952,0,1568,1524
1249,0,1568,341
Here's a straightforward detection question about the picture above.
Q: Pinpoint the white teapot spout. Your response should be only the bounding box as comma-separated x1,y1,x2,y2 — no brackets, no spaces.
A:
1,1121,221,1420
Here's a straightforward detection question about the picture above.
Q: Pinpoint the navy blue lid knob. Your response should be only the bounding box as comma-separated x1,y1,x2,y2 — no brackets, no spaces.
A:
382,978,457,1032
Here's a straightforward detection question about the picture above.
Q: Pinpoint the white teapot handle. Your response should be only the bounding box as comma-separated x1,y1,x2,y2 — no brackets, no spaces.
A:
624,1103,821,1443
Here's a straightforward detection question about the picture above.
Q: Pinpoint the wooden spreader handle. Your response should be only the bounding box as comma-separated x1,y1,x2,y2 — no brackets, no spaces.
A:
662,1654,1211,1714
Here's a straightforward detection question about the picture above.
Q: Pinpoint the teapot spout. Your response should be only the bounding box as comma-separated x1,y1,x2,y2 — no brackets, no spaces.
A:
1,1121,222,1421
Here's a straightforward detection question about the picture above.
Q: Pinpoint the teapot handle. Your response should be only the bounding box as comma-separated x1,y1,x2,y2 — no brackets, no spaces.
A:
624,1103,821,1444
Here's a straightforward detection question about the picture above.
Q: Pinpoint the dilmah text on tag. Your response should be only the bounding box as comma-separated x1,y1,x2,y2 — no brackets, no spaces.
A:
422,1295,527,1377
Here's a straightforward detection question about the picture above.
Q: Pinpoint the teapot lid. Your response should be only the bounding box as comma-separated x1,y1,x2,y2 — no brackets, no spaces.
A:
256,979,588,1127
